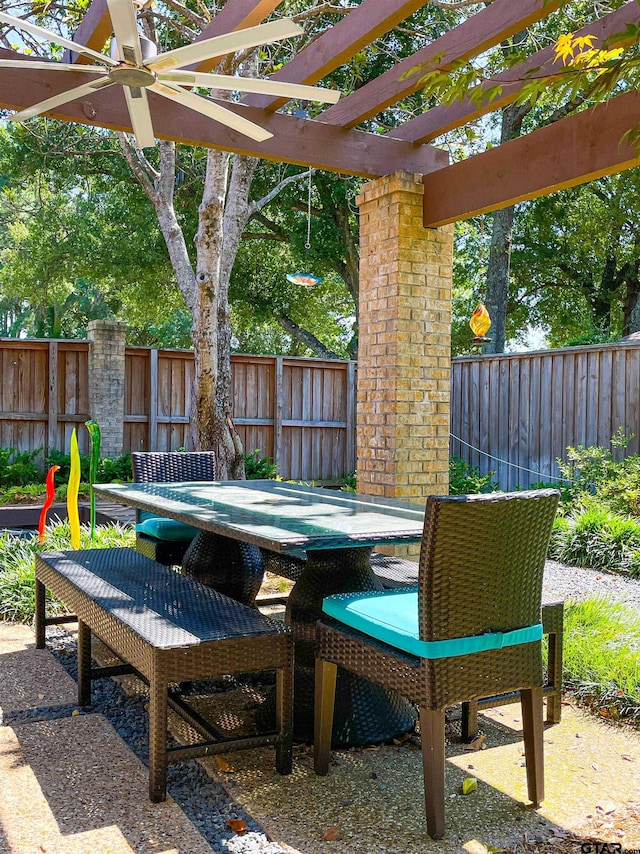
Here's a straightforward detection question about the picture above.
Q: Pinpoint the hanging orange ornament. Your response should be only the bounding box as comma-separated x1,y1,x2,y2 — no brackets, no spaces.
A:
469,303,492,342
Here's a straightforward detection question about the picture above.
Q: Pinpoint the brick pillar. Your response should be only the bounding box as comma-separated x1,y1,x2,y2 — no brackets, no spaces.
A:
356,171,453,505
87,320,126,457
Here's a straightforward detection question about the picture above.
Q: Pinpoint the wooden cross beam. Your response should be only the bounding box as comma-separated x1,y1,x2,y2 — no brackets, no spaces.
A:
0,50,448,178
422,90,640,227
318,0,568,128
394,0,640,143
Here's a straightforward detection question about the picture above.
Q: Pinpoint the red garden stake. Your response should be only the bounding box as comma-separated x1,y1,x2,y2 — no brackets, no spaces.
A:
38,465,60,544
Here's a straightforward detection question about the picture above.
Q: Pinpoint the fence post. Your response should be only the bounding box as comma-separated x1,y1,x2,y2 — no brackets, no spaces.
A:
87,320,127,457
47,340,58,457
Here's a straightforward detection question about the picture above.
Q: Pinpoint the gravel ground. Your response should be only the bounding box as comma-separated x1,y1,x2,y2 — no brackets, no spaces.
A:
543,559,640,610
4,560,637,854
3,628,288,854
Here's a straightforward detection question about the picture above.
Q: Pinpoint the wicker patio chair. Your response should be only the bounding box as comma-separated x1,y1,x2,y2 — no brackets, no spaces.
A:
314,489,560,839
131,451,265,606
132,451,216,566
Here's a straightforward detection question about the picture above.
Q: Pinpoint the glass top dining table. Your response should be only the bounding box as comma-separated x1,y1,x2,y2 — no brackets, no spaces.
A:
93,479,426,553
94,479,427,745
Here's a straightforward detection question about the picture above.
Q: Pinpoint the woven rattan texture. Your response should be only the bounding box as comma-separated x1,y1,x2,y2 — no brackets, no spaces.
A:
131,451,217,483
37,549,287,649
135,534,193,566
316,490,559,710
182,533,264,606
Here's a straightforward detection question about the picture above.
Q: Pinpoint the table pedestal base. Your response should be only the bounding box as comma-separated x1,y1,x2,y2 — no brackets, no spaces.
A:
285,546,417,745
181,532,264,607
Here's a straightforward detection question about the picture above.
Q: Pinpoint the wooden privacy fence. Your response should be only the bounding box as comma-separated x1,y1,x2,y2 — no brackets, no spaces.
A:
5,336,640,490
0,339,355,483
451,341,640,490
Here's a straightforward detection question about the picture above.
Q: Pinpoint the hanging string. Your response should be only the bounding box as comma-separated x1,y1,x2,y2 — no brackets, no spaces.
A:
305,168,312,250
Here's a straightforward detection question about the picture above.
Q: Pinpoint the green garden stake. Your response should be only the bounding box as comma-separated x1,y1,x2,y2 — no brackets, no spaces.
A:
85,420,101,543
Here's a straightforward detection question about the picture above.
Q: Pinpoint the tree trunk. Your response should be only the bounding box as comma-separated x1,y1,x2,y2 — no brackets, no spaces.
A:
483,105,528,354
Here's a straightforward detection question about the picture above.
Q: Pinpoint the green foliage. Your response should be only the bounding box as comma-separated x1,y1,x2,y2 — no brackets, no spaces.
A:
563,597,640,723
0,447,42,487
0,522,134,622
243,449,277,480
45,449,132,485
449,456,498,495
557,429,640,516
549,498,640,576
341,471,357,493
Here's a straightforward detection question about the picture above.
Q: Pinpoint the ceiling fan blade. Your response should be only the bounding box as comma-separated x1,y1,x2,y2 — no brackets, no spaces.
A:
151,81,273,142
159,70,341,104
9,77,115,121
124,85,156,148
148,19,302,73
107,0,143,65
0,11,117,66
0,58,106,73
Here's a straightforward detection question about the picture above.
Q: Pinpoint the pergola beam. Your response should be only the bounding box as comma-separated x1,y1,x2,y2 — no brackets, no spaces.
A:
318,0,567,129
394,0,640,143
62,0,111,64
0,51,448,179
242,0,430,111
422,90,640,227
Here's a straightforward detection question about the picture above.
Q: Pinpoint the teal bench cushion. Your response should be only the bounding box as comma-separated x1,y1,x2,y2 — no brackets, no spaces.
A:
136,517,200,542
322,588,542,659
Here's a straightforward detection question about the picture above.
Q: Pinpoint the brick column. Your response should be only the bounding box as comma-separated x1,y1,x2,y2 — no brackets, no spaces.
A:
356,171,453,504
87,320,127,457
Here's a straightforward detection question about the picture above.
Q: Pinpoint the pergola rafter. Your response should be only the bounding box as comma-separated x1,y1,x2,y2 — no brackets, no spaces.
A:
2,0,640,216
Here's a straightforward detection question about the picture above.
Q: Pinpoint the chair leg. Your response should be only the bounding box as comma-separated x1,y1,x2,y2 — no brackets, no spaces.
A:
77,620,92,707
314,658,337,775
275,664,293,775
35,578,46,649
420,707,446,840
545,629,563,725
148,678,168,802
521,686,544,806
461,700,478,742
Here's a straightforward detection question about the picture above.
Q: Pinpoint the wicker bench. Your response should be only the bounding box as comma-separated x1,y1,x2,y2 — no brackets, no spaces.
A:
35,547,293,801
370,553,564,739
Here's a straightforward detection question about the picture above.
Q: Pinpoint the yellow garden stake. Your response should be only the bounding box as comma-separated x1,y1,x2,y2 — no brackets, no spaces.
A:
67,428,81,549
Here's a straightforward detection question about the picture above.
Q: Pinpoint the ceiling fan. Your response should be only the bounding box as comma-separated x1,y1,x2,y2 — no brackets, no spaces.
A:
0,0,341,147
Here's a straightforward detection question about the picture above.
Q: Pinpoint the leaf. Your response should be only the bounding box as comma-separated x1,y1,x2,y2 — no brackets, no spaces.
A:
215,756,233,772
462,777,478,795
226,819,248,834
323,826,342,841
464,734,486,751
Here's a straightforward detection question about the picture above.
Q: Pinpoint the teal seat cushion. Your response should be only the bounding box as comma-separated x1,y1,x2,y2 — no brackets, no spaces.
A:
322,588,542,659
136,517,200,542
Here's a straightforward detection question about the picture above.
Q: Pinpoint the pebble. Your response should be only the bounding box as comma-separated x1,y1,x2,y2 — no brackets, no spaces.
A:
543,560,640,610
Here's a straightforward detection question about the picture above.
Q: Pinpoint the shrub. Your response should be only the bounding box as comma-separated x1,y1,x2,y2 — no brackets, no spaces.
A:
0,521,134,622
550,499,640,575
563,597,640,723
244,449,277,479
449,456,498,495
0,447,42,487
45,449,132,484
341,471,357,493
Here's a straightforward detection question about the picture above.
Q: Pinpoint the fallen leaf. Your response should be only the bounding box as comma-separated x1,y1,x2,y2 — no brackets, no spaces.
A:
464,735,486,751
216,756,233,772
71,709,80,717
462,777,478,795
226,819,248,834
323,826,341,841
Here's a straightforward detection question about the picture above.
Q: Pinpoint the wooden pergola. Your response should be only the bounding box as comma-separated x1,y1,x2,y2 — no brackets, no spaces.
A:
2,0,639,224
2,0,639,503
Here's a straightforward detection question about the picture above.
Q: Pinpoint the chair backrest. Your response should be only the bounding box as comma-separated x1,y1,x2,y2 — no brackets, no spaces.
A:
418,490,559,642
131,451,216,484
